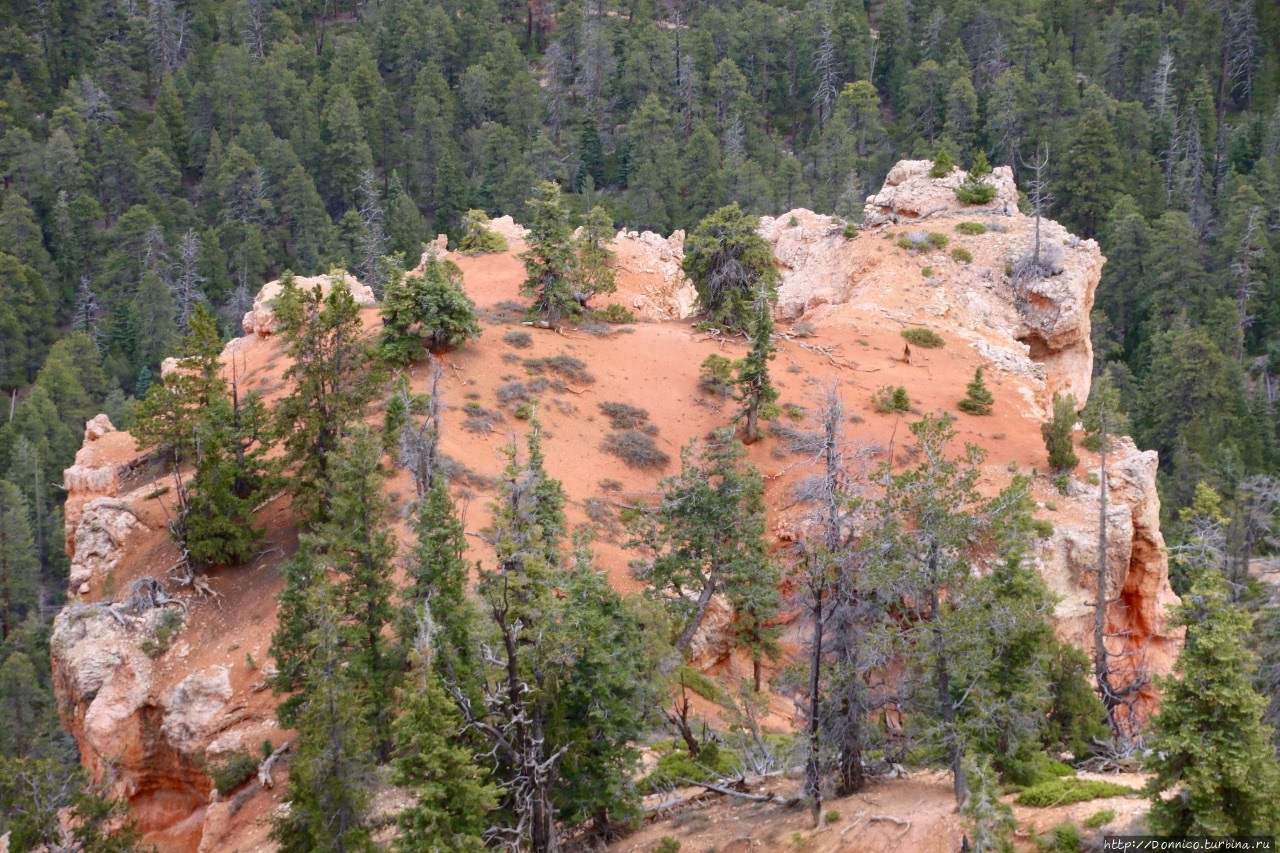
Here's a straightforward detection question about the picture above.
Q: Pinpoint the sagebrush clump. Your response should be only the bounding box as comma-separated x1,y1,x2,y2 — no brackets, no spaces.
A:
901,327,945,348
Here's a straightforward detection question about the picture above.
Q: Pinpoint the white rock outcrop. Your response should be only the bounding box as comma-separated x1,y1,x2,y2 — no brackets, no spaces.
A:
241,272,376,337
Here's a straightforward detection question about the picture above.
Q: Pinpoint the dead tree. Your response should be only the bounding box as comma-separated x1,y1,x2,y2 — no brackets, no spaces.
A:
398,361,444,498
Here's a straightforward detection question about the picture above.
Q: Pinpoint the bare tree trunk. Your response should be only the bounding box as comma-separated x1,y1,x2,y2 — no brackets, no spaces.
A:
675,574,717,653
1093,409,1120,733
805,584,824,826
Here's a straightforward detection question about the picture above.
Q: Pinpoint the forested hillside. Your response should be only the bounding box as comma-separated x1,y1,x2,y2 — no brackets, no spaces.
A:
6,0,1280,847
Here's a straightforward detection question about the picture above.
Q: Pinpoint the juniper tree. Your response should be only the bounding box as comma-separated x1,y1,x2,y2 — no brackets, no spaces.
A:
1146,567,1280,835
734,290,779,443
681,203,779,332
520,181,579,329
957,367,994,415
458,209,508,254
379,250,481,363
629,429,778,654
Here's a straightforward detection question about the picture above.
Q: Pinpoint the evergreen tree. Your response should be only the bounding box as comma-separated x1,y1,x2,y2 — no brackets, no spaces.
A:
274,271,384,521
575,204,617,308
0,480,38,642
1041,393,1079,472
682,203,779,332
272,584,375,853
734,290,779,442
391,636,497,853
457,209,508,255
519,181,579,328
1055,110,1122,238
957,367,994,415
0,757,142,852
1146,568,1280,835
630,430,778,654
379,251,480,363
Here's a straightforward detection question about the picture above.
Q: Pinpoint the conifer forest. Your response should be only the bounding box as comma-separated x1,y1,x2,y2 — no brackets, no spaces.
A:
5,0,1280,849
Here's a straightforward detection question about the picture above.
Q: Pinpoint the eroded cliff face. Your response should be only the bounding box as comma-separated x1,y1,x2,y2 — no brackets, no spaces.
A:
49,162,1178,852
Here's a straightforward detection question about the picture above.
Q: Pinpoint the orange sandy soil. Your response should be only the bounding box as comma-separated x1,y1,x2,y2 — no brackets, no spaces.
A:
82,236,1085,852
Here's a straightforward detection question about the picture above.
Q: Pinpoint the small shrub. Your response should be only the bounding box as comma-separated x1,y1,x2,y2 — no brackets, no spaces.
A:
598,478,623,492
921,267,933,278
792,320,817,338
901,327,944,348
1034,822,1081,853
787,215,800,227
497,381,530,405
513,403,534,420
784,404,806,421
245,652,257,671
594,303,636,324
825,810,841,824
677,665,729,705
1042,392,1079,472
1083,809,1115,829
699,354,736,396
504,329,533,348
458,209,508,254
951,247,973,263
954,178,998,205
898,231,947,252
602,430,669,469
1031,518,1054,538
143,485,170,500
955,221,987,236
524,354,595,384
928,231,949,249
1015,778,1131,807
655,838,681,853
142,608,184,658
843,223,858,239
599,401,650,430
873,385,911,413
202,750,259,796
462,404,504,435
1054,473,1070,494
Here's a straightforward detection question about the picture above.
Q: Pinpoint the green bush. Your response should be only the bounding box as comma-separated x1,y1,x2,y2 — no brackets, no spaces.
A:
901,327,944,348
524,354,595,384
955,221,988,235
955,179,998,205
873,385,911,413
1001,751,1075,788
655,838,682,853
957,367,994,415
1035,822,1081,853
676,665,730,705
602,430,669,469
594,303,636,324
458,209,508,254
1016,778,1131,807
843,223,858,239
897,231,949,253
1031,518,1054,538
1042,392,1080,472
921,267,934,278
201,750,259,795
1083,810,1115,829
699,354,736,396
513,402,534,420
951,247,973,263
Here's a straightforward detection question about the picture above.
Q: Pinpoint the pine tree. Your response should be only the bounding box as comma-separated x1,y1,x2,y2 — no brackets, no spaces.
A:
1080,366,1131,452
682,203,779,332
0,757,142,852
1055,110,1122,238
133,304,227,463
457,209,508,255
520,181,579,329
0,652,42,758
1041,392,1079,471
274,272,384,521
272,584,376,853
390,637,497,853
1146,568,1280,835
379,251,480,363
401,475,478,691
734,290,779,442
630,430,777,654
312,426,399,759
957,367,994,415
385,176,428,265
0,480,38,643
575,204,617,307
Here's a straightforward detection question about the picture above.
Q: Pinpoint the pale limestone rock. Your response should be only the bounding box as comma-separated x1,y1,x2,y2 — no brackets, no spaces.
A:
241,272,375,337
485,214,529,246
162,668,234,755
65,498,144,592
